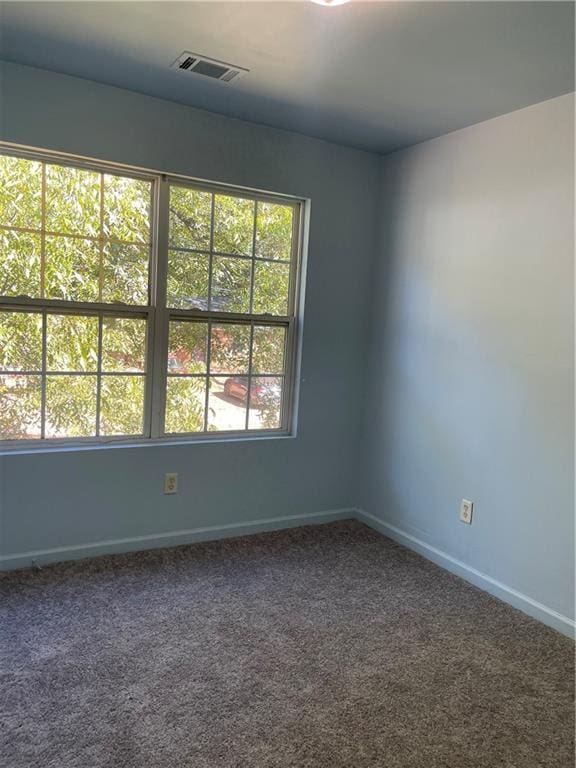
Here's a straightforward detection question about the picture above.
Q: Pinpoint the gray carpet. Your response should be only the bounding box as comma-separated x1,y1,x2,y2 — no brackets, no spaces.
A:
0,520,573,768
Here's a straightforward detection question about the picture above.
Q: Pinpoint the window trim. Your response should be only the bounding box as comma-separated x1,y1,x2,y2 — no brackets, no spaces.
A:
0,141,306,452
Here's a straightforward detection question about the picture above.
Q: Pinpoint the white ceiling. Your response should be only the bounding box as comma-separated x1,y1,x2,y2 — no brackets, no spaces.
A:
0,1,573,153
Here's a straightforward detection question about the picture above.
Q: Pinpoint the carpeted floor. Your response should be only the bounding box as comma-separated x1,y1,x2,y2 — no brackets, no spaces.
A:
0,520,573,768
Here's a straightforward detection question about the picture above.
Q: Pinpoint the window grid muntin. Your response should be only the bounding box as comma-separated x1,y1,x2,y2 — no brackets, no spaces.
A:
161,178,298,438
98,177,105,305
95,314,104,436
40,163,46,298
249,200,258,314
0,145,302,447
162,375,287,436
168,246,291,265
163,314,290,436
40,304,47,437
0,150,154,306
0,222,154,249
0,305,149,440
166,183,296,316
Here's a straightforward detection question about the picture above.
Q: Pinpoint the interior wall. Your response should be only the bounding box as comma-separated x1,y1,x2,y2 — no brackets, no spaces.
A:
0,61,573,634
0,62,379,563
360,93,575,622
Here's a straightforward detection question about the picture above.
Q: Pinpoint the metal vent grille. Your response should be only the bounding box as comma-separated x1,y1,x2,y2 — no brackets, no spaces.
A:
170,52,249,84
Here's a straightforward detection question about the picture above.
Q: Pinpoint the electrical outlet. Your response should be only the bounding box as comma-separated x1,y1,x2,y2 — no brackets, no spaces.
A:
164,473,178,495
460,499,473,524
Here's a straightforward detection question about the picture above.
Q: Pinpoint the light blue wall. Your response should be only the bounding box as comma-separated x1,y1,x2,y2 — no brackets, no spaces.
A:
1,63,573,634
360,93,575,621
0,62,379,560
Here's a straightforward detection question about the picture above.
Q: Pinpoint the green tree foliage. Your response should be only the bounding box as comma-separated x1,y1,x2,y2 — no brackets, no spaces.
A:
165,321,206,433
0,230,41,296
211,255,251,313
256,201,293,260
214,194,254,255
167,189,293,317
0,154,293,439
0,156,42,229
253,261,290,315
250,377,283,429
165,188,292,432
252,326,285,375
165,377,205,433
100,376,145,436
169,187,211,250
0,310,43,438
168,251,209,310
0,374,42,439
0,156,151,439
210,324,251,374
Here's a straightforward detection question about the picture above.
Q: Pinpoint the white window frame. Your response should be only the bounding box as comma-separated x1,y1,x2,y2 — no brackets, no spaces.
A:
0,142,305,452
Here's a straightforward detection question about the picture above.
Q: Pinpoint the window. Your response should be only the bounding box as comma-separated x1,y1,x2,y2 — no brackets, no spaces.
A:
0,146,302,446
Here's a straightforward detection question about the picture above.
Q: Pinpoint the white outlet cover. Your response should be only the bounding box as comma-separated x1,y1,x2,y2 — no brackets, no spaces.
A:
164,473,178,494
460,499,473,524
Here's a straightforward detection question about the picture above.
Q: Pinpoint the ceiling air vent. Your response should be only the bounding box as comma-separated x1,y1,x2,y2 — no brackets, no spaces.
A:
170,52,249,85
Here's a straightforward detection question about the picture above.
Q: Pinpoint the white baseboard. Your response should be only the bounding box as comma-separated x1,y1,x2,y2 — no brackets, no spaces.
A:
355,509,575,640
3,507,573,640
0,508,354,572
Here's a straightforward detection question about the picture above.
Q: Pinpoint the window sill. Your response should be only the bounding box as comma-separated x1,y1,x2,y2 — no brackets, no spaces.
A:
0,430,296,456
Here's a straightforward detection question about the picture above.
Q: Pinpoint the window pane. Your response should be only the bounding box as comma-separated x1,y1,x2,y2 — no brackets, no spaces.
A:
0,311,43,371
213,194,254,256
45,375,97,438
46,314,99,372
252,261,290,316
255,202,293,261
211,256,251,313
208,376,247,431
169,187,212,250
0,230,42,298
0,155,42,230
248,377,283,430
45,235,100,302
0,374,41,439
165,377,205,433
210,323,250,375
0,156,299,444
252,326,286,375
167,251,209,309
168,321,207,374
104,174,151,244
102,317,147,372
45,164,100,237
102,243,149,305
100,376,145,435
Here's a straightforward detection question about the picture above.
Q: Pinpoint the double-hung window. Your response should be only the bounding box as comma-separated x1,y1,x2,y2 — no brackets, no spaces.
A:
0,146,303,446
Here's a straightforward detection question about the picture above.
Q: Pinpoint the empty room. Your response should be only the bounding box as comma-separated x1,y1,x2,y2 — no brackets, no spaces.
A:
0,1,574,766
